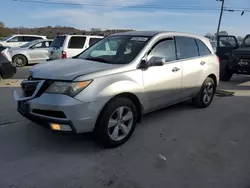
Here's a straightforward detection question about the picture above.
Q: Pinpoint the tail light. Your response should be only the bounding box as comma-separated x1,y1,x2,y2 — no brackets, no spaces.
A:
217,56,220,63
1,51,6,58
62,51,67,59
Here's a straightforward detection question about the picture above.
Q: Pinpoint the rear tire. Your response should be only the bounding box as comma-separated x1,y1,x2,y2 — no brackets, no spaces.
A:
12,55,28,67
193,77,216,108
95,97,137,148
220,61,233,81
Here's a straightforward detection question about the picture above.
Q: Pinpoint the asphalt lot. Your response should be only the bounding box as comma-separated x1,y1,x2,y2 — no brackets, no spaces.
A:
1,68,250,188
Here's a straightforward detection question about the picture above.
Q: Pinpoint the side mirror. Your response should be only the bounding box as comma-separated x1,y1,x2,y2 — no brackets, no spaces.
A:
148,56,165,67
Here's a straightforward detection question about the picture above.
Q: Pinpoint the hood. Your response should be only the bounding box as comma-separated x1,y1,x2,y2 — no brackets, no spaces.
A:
30,58,121,80
233,47,250,53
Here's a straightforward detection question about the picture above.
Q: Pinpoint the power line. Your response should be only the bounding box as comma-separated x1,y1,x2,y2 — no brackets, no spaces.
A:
10,0,223,11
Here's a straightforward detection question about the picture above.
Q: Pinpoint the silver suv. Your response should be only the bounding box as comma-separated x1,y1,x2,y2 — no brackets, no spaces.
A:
13,31,219,147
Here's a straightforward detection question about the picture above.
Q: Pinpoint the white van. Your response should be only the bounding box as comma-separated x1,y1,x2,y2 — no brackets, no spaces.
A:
48,35,104,60
0,35,47,48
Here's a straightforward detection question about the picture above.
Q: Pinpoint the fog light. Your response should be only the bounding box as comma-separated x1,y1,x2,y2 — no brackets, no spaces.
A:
50,123,72,131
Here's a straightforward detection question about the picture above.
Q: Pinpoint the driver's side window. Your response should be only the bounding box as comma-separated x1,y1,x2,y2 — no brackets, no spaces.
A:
32,42,43,49
148,38,177,63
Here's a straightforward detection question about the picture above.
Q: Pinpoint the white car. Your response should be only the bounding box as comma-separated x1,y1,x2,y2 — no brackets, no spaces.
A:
0,35,47,48
48,35,103,60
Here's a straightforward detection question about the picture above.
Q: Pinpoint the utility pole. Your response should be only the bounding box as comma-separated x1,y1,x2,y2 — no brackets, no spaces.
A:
216,0,225,39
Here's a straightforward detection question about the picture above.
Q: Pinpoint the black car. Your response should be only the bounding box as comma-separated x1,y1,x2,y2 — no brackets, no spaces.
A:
217,34,250,81
0,46,16,80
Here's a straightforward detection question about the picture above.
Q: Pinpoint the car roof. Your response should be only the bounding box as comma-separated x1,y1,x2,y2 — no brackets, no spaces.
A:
57,35,103,38
111,30,206,39
12,34,47,37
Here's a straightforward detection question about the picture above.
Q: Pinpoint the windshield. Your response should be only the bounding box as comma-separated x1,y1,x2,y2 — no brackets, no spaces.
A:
78,35,151,64
0,36,13,41
50,36,66,49
242,35,250,47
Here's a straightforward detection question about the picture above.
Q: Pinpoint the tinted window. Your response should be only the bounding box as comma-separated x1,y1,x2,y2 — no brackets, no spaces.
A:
68,36,86,49
50,36,66,48
243,35,250,47
148,38,176,62
196,39,211,56
89,38,102,46
175,36,199,59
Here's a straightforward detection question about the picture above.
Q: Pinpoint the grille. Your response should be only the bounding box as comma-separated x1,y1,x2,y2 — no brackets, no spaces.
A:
32,109,67,118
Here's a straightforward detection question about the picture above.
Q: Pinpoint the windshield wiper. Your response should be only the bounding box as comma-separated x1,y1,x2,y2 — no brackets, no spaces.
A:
85,57,110,63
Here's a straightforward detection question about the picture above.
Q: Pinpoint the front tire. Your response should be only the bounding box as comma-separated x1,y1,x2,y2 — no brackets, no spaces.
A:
12,55,28,67
193,77,216,108
95,97,137,148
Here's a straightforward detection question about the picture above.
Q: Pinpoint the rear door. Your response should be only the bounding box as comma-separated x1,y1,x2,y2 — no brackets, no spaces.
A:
175,36,203,99
216,35,239,60
66,36,86,57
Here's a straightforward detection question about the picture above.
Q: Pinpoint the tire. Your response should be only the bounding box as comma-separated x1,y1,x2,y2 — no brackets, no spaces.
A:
95,97,137,148
193,77,216,108
12,55,28,67
220,61,233,81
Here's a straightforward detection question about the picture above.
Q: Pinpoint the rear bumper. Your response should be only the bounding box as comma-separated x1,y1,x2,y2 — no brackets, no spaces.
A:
13,91,106,133
0,61,16,79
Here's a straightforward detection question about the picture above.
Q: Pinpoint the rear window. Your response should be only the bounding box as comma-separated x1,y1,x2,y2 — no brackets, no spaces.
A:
50,36,66,48
68,36,86,49
175,36,199,59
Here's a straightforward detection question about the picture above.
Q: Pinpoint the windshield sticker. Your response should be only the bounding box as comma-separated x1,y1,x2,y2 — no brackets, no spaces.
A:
131,37,148,42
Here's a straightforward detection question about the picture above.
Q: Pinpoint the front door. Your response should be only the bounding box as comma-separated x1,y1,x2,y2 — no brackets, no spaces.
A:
28,41,50,62
142,38,182,110
216,35,239,61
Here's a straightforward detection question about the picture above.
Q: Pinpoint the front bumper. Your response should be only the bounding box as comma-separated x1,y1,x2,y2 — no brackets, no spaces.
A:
13,90,105,133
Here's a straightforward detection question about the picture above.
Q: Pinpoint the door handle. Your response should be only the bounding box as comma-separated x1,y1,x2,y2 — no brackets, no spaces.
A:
172,67,180,72
200,61,206,65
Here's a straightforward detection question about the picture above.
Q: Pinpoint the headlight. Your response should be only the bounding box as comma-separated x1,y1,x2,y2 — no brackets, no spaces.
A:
45,80,92,97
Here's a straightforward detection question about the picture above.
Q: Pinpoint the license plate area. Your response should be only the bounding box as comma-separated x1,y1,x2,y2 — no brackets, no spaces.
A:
18,101,30,114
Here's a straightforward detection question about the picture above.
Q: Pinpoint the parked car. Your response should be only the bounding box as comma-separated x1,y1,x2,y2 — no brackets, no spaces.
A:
0,35,47,48
5,39,53,67
0,46,16,80
48,35,103,60
13,31,219,147
216,34,250,81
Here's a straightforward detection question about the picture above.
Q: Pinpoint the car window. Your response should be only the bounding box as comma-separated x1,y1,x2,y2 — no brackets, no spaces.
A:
196,39,211,56
242,35,250,47
78,35,151,64
175,36,199,59
218,36,237,47
68,36,86,49
148,38,177,62
8,36,22,42
89,38,102,46
45,41,51,47
50,36,66,49
33,42,43,48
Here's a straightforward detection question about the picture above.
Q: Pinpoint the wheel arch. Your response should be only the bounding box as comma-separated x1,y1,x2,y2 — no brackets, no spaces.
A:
207,74,217,87
94,92,143,131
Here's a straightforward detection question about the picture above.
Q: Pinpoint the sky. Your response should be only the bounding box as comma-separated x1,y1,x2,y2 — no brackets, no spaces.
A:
1,0,250,36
